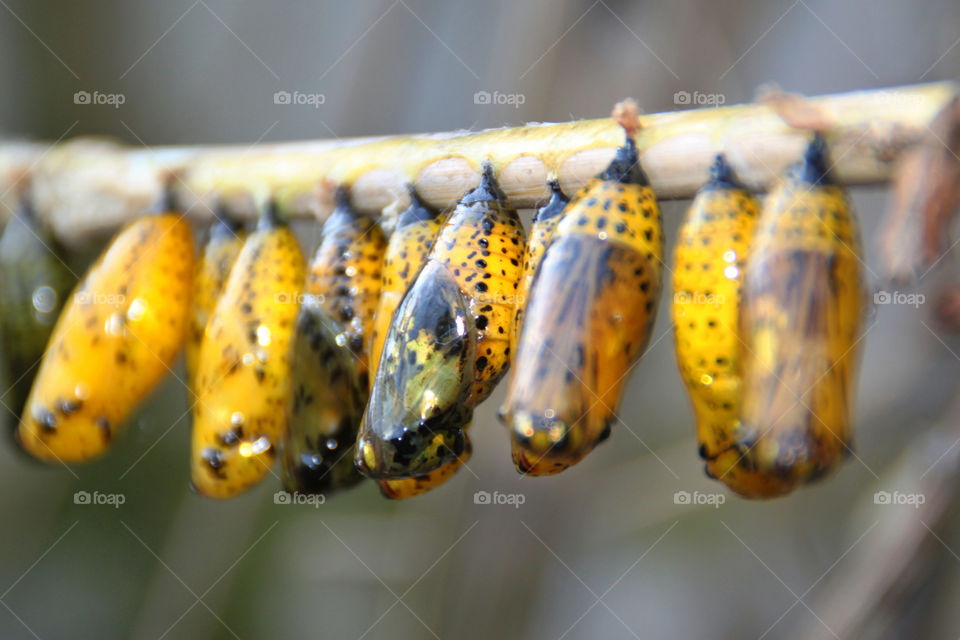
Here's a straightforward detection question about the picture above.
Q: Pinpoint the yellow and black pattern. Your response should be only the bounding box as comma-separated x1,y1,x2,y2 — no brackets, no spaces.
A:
186,212,246,390
280,296,366,495
367,186,474,499
711,135,865,498
306,187,387,390
432,164,526,406
672,154,758,469
18,211,194,462
369,185,445,378
501,137,664,476
191,204,305,498
356,259,475,478
511,179,569,357
0,200,75,430
378,434,472,500
357,163,524,479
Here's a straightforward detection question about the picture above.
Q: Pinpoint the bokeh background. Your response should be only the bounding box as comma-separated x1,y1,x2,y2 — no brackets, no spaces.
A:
1,1,960,638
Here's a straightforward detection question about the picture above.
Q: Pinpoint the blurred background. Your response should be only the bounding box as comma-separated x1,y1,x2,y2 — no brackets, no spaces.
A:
1,0,960,638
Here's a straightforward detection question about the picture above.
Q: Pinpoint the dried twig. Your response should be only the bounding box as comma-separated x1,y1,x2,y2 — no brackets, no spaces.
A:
0,82,953,244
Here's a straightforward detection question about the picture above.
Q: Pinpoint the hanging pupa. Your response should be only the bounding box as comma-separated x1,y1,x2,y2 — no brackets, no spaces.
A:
19,195,194,462
500,99,664,476
190,201,305,498
672,154,758,479
714,135,866,498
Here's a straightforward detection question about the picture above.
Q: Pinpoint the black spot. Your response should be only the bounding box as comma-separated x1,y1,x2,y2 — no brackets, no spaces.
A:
202,447,226,475
35,408,58,431
57,399,82,415
475,315,488,330
97,417,111,442
476,356,488,371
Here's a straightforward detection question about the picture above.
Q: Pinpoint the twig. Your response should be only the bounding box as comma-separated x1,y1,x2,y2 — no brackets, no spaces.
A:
1,82,955,243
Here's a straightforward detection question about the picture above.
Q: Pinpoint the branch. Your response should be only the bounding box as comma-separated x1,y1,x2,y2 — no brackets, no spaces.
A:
3,82,956,243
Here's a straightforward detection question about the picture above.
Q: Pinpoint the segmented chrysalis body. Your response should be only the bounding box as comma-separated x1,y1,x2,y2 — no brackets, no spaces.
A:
186,214,245,390
0,201,75,427
711,136,865,498
500,132,664,476
511,180,569,356
368,187,471,498
306,188,386,391
369,186,445,377
191,205,305,498
18,212,193,462
280,297,365,495
357,164,525,479
672,155,758,467
377,434,472,500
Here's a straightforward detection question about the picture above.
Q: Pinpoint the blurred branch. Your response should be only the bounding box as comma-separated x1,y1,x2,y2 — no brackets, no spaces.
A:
879,94,960,283
794,400,960,640
0,82,955,243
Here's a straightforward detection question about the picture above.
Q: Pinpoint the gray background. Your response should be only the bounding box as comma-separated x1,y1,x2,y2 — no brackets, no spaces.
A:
1,1,959,638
